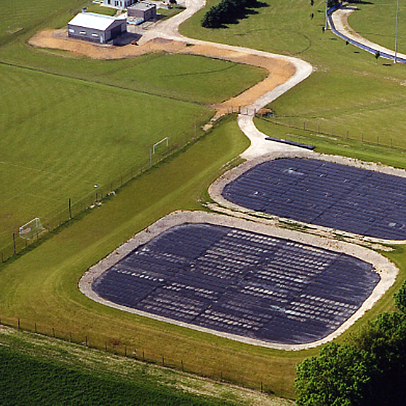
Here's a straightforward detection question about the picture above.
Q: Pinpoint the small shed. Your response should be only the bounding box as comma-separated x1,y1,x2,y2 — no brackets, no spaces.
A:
68,12,127,44
127,2,157,21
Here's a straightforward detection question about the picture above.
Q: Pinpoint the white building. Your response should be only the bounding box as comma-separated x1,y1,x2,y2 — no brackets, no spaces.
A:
102,0,136,9
68,12,127,44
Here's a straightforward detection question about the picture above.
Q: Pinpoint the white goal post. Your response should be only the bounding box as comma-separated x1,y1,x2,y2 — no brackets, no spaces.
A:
19,218,45,239
152,137,169,154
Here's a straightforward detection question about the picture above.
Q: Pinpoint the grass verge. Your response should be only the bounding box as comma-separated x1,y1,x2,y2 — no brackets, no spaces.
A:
0,325,294,406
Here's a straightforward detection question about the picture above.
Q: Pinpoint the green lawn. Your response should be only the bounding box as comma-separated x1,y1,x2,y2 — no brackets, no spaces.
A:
0,346,232,406
349,0,406,55
0,326,293,406
0,8,266,252
0,0,81,46
181,0,406,154
0,62,213,251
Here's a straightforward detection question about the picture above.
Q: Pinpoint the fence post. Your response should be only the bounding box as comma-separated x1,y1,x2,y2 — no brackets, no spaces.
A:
260,381,263,392
69,198,72,219
181,360,184,372
13,233,16,254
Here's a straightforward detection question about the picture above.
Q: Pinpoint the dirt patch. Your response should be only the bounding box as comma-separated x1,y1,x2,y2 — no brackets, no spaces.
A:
28,29,296,119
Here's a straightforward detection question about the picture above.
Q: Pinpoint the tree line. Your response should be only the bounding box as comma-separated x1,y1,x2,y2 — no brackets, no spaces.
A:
201,0,263,28
295,280,406,405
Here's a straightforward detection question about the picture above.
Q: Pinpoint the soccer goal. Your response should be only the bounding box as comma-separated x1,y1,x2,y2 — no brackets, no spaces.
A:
19,218,45,240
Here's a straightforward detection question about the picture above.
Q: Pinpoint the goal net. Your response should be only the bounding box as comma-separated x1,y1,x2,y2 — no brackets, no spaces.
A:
19,218,45,240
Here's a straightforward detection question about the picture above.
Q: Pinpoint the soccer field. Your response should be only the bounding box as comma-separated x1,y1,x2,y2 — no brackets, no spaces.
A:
0,62,214,251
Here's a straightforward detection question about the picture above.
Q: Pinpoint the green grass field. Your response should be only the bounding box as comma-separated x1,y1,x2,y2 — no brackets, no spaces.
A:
0,326,293,406
349,0,406,55
0,346,232,406
0,16,265,252
181,0,406,159
0,62,213,251
1,0,406,402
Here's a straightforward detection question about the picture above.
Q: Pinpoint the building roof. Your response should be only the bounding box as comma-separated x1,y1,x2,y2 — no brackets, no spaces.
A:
68,12,125,31
128,2,156,11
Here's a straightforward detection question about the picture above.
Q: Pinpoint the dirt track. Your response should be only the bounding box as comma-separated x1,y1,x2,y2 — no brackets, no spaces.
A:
29,29,295,118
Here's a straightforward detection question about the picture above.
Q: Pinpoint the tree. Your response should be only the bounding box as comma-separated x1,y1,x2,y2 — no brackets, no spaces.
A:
296,281,406,406
394,279,406,314
295,342,372,406
351,312,406,406
327,0,339,8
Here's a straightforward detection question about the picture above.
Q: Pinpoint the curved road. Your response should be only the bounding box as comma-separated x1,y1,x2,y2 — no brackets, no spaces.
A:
330,6,406,63
138,0,313,159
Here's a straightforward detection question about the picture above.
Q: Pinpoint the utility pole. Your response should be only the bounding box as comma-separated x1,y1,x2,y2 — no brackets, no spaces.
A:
395,0,400,63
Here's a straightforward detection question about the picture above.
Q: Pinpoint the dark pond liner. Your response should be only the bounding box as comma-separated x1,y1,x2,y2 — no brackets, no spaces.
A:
92,223,379,345
222,158,406,240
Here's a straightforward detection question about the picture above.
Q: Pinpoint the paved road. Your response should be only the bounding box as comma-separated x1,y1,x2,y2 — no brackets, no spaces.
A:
330,6,406,62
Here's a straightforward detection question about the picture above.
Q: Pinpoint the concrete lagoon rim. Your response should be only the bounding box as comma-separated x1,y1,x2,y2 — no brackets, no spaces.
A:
209,150,406,245
79,210,398,351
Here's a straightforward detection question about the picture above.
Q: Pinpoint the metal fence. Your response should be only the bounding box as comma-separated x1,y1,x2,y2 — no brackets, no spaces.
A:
0,124,207,264
259,115,406,151
0,314,279,396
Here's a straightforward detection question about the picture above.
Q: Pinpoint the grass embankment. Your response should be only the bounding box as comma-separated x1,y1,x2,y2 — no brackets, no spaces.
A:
0,326,293,406
349,0,406,55
0,347,229,406
181,0,406,158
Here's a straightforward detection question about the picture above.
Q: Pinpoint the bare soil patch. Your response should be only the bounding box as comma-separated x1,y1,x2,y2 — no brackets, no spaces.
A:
29,29,295,118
